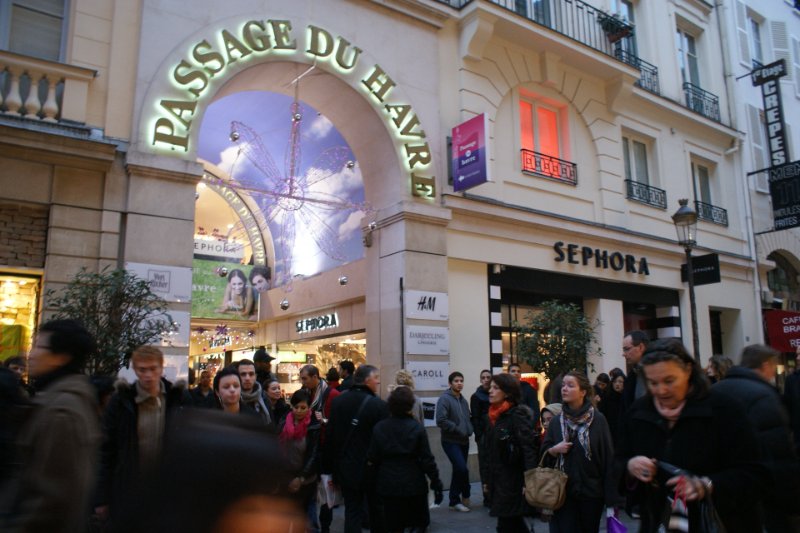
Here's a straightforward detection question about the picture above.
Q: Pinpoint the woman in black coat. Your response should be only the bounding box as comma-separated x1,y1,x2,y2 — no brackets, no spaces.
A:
542,371,616,533
620,339,766,533
367,386,443,532
484,373,539,533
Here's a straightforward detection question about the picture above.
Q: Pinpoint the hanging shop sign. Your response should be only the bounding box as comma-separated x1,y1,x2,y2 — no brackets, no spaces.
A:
680,253,721,286
296,312,339,334
149,20,436,198
405,325,449,355
765,310,800,352
419,397,439,427
553,241,650,275
406,361,450,391
768,160,800,230
404,290,449,321
125,262,192,303
451,113,489,192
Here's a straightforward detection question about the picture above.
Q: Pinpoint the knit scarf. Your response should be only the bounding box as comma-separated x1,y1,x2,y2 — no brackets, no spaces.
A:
653,397,686,424
488,400,513,427
241,382,272,425
280,412,311,444
561,402,595,460
309,378,329,412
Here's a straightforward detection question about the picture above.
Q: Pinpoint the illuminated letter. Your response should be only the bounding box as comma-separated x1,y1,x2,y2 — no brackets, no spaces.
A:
405,142,431,168
411,173,436,198
172,60,209,98
362,65,396,102
269,20,296,49
152,118,189,151
242,20,272,51
385,104,425,138
221,29,252,63
193,40,225,76
160,99,197,129
334,37,362,70
306,25,334,57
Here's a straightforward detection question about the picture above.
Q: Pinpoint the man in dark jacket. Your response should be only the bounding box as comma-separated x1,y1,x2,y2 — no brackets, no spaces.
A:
189,369,215,408
509,363,540,425
324,364,388,533
621,330,649,412
714,344,800,532
784,345,800,455
95,346,186,523
337,360,355,392
0,319,100,533
253,346,277,388
470,369,492,507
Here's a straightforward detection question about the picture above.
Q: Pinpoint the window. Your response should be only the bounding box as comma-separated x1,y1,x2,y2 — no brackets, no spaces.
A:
693,161,712,204
622,136,650,185
676,29,700,87
610,0,637,56
692,159,728,225
793,37,800,98
749,17,763,66
747,105,769,193
0,0,67,62
735,1,764,68
520,98,574,182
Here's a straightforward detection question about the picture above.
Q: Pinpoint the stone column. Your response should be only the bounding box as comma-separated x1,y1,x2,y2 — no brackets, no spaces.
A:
583,298,625,377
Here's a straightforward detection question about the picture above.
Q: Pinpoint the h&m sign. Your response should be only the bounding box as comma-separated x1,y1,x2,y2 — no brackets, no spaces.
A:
404,290,449,321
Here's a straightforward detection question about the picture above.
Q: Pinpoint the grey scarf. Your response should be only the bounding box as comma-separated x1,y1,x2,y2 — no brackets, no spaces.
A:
241,381,271,424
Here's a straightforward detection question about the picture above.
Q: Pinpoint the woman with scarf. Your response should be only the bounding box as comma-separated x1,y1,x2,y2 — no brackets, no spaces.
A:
620,339,765,533
542,371,616,533
280,389,321,532
484,373,539,533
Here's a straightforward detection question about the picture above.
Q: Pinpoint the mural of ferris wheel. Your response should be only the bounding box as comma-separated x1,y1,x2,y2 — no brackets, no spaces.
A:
225,97,373,291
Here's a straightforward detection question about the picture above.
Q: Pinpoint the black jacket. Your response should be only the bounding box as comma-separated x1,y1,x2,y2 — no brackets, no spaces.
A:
280,418,322,484
519,381,540,425
188,387,216,409
542,407,617,506
470,386,490,452
485,405,539,517
337,374,354,392
619,390,766,533
96,378,186,507
367,415,440,497
784,369,800,455
266,397,290,429
713,367,800,513
599,389,623,450
324,385,389,488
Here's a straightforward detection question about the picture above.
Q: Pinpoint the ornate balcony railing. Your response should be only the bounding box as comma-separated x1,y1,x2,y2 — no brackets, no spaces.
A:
625,179,667,209
695,200,728,226
614,49,660,94
0,50,96,124
521,149,578,185
438,0,659,75
683,82,720,122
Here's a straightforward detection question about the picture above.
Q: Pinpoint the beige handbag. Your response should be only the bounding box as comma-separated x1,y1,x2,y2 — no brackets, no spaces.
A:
523,454,568,511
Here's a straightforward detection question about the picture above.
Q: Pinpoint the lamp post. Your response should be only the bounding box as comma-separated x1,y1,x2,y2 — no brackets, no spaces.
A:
672,199,701,362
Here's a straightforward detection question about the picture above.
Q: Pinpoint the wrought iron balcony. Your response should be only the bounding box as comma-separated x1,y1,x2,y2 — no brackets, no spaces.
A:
625,179,667,209
695,200,728,226
614,49,660,94
683,82,720,122
521,149,578,185
439,0,658,75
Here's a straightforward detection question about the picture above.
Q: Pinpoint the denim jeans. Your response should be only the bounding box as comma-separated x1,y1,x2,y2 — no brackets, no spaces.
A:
441,441,470,506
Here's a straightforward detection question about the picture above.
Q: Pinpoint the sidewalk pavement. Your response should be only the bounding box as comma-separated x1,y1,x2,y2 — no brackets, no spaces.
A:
329,481,639,532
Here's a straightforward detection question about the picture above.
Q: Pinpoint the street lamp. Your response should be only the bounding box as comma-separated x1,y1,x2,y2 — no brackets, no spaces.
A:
671,199,701,362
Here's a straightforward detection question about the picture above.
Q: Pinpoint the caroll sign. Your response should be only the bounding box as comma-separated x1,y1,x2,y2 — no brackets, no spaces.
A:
764,310,800,352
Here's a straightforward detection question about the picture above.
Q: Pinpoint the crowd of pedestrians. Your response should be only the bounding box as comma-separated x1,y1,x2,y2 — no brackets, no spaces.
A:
3,320,800,532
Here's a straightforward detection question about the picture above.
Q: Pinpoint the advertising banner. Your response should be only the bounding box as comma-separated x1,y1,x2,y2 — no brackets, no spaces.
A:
191,259,269,321
452,113,489,192
125,262,192,303
765,310,800,352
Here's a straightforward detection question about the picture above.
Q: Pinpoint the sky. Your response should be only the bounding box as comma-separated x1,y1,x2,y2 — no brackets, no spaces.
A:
197,91,368,283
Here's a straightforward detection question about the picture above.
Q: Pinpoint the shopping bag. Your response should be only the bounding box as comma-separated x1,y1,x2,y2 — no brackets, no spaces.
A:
607,515,628,533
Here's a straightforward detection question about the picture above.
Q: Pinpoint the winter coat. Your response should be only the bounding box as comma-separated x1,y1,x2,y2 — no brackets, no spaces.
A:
337,374,354,392
484,404,539,517
619,390,766,533
188,386,216,409
323,384,389,489
599,389,623,450
367,415,441,497
542,407,617,505
96,378,186,508
713,367,800,513
784,369,800,455
280,418,322,484
470,385,490,443
266,397,290,429
0,372,100,532
436,389,473,445
520,380,540,425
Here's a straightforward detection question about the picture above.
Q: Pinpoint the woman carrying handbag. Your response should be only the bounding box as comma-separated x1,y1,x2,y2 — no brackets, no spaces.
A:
542,371,617,533
484,373,539,533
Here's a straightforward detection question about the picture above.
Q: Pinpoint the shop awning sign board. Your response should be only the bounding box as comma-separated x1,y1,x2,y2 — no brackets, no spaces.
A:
769,160,800,231
405,325,449,355
419,397,440,427
407,361,450,391
680,253,721,286
451,113,490,192
404,290,449,321
765,310,800,352
125,262,192,303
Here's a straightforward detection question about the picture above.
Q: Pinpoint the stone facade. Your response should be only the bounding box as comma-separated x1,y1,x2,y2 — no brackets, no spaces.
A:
0,202,48,268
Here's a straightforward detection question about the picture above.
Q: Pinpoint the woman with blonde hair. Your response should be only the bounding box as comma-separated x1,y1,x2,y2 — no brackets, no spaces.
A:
390,368,424,423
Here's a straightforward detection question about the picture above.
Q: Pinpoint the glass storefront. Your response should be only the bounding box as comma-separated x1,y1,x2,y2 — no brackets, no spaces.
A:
0,273,40,362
